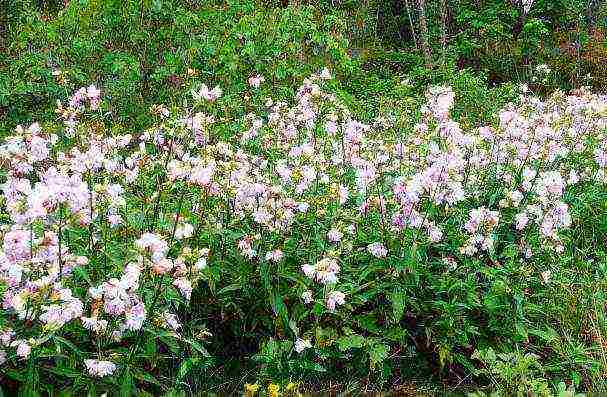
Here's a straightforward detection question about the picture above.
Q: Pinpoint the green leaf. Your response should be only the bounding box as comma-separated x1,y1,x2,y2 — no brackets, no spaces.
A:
52,336,85,358
45,365,81,379
298,361,326,372
356,313,380,333
177,358,200,380
183,337,210,357
368,343,389,370
132,369,161,386
272,293,290,332
390,288,406,321
337,334,365,351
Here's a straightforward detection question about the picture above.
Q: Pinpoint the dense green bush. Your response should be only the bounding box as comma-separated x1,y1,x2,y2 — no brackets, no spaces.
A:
1,0,357,133
0,0,536,135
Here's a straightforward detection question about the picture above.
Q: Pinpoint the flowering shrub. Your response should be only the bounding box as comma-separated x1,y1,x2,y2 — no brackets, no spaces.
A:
1,69,607,393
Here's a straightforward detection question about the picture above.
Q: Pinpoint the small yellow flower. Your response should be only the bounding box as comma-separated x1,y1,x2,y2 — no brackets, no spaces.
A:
285,382,298,392
291,168,302,182
244,383,259,396
268,383,280,397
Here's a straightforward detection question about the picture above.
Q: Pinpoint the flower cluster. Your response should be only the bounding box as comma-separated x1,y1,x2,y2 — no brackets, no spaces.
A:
1,70,606,384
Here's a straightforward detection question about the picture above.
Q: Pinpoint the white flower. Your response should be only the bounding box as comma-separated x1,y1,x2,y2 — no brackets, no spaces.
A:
248,74,265,88
521,0,534,13
319,68,332,80
540,270,551,284
265,249,284,262
162,311,182,331
326,291,346,312
15,341,31,359
195,256,208,271
84,359,117,377
174,223,194,240
301,290,313,304
327,228,343,243
367,242,387,258
294,338,312,353
302,258,340,284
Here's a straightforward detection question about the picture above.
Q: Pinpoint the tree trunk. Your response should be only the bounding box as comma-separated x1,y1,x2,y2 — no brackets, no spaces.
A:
418,0,432,67
403,0,419,50
440,0,448,56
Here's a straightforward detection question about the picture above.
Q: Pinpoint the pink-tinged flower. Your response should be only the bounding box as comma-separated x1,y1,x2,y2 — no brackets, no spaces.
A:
86,85,101,110
303,257,340,284
39,296,83,329
190,164,215,186
248,74,265,88
464,207,499,233
515,212,529,230
107,213,123,226
3,228,31,262
301,264,315,279
499,109,516,126
193,84,222,102
173,278,192,301
327,228,343,243
152,258,174,275
14,340,31,359
567,170,579,185
478,126,494,140
326,291,345,312
367,242,387,258
84,359,117,377
428,226,443,242
294,338,312,353
595,149,607,168
337,185,349,205
265,249,284,263
135,233,168,263
124,302,146,331
0,329,15,345
162,311,181,331
68,87,87,108
325,120,338,135
425,86,454,120
237,237,257,259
